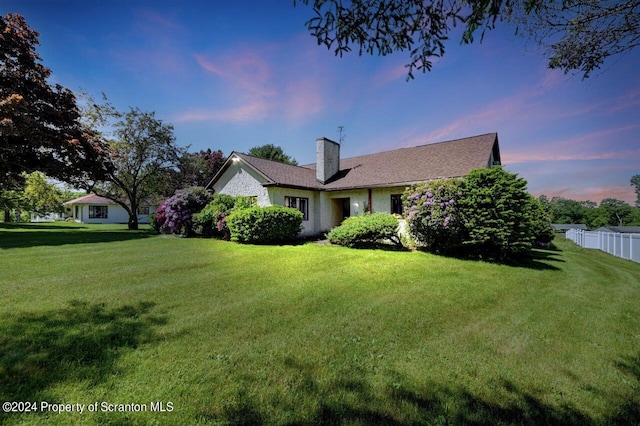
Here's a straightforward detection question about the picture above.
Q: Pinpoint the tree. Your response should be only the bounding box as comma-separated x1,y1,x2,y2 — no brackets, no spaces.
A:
631,174,640,207
510,0,640,78
0,13,110,188
597,198,640,226
458,167,535,259
22,172,63,215
295,0,640,79
84,107,185,230
247,144,298,165
165,149,226,195
0,178,25,222
548,197,587,224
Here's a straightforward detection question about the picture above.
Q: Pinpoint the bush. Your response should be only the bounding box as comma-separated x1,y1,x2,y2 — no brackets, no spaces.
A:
403,179,464,253
327,213,400,248
404,167,553,260
193,195,256,239
227,205,303,244
457,167,536,259
157,186,212,236
529,196,555,245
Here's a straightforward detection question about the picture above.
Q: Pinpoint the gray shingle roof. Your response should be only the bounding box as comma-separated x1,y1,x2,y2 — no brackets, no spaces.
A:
210,133,500,191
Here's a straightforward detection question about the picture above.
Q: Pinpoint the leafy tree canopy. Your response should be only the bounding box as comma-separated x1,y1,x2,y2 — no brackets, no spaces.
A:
165,149,226,195
295,0,640,79
248,144,298,165
0,13,110,188
81,103,185,230
22,172,63,214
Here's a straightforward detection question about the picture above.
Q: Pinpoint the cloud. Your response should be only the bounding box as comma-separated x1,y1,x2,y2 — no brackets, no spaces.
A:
502,125,640,164
177,39,334,124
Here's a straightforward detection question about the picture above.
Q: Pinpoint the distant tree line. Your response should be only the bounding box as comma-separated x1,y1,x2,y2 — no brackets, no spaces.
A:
537,193,640,229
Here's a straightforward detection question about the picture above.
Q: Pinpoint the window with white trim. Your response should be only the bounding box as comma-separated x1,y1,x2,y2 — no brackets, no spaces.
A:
285,196,309,221
89,205,108,219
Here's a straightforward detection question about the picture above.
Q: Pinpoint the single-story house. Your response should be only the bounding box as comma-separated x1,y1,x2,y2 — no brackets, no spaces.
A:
206,132,502,237
63,194,155,224
593,226,640,233
551,224,588,234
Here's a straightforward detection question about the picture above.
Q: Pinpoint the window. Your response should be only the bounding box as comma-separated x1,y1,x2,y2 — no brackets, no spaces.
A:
285,196,309,221
138,206,150,215
391,194,403,215
89,205,108,219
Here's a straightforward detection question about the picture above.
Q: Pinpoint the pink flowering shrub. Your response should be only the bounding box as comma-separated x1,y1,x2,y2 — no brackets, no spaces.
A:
193,195,255,239
156,187,212,236
403,179,465,253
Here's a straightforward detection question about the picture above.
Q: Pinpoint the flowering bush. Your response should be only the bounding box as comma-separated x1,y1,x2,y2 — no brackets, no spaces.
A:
403,179,465,253
193,195,255,239
156,187,212,236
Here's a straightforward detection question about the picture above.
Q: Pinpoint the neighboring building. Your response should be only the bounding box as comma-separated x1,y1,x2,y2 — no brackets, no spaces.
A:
206,132,502,237
551,224,588,235
63,194,155,224
593,226,640,233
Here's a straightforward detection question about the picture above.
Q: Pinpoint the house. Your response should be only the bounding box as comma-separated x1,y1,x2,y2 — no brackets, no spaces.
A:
63,194,155,224
551,223,588,235
206,132,502,237
593,226,640,233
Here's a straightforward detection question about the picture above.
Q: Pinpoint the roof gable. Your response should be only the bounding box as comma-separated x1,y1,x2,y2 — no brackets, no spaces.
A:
63,194,116,205
207,133,500,191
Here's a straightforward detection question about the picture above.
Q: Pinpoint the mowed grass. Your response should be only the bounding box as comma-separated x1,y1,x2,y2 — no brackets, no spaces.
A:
0,223,639,425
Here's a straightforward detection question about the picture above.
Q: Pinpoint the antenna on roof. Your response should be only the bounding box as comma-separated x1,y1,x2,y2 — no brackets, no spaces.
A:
337,125,346,145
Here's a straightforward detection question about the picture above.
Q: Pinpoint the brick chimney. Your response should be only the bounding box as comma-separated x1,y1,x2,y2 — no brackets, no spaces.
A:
316,137,340,184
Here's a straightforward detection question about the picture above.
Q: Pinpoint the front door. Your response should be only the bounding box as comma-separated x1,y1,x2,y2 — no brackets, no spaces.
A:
332,197,350,227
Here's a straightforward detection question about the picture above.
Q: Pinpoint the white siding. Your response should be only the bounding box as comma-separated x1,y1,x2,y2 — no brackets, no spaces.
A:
269,187,318,237
70,204,153,224
211,162,270,206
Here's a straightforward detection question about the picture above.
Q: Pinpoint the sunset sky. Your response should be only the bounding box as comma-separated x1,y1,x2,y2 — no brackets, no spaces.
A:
4,1,639,204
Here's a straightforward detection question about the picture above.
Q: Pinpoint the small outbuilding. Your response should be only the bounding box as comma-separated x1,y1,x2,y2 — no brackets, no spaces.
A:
63,194,155,224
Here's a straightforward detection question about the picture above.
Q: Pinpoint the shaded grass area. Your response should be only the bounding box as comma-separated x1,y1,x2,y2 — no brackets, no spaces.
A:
0,222,154,249
0,223,639,425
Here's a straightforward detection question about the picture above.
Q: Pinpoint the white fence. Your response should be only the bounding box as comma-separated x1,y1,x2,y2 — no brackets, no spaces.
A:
566,229,640,263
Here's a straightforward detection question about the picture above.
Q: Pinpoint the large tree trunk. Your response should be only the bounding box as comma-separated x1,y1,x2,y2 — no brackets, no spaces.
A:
128,214,139,230
3,210,10,222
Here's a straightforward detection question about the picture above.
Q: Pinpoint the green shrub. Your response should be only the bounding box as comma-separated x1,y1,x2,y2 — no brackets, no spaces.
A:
528,196,555,245
227,205,303,244
327,213,400,248
457,167,536,259
193,195,257,239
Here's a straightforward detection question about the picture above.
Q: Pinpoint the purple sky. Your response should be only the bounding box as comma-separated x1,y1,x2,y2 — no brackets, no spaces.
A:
5,1,639,204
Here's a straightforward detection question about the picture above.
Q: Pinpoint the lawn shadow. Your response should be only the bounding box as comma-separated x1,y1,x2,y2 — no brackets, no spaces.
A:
202,357,640,425
416,245,566,271
0,300,166,406
0,223,155,249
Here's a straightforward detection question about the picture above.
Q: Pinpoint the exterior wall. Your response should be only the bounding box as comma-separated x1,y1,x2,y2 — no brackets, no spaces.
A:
210,162,411,237
210,162,271,206
268,187,319,237
70,204,153,224
369,186,408,214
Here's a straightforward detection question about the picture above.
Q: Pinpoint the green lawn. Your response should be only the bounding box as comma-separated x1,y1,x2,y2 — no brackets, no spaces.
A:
0,222,639,425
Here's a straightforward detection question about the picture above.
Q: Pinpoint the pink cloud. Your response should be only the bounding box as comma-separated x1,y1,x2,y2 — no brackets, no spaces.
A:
178,38,333,124
503,125,640,164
